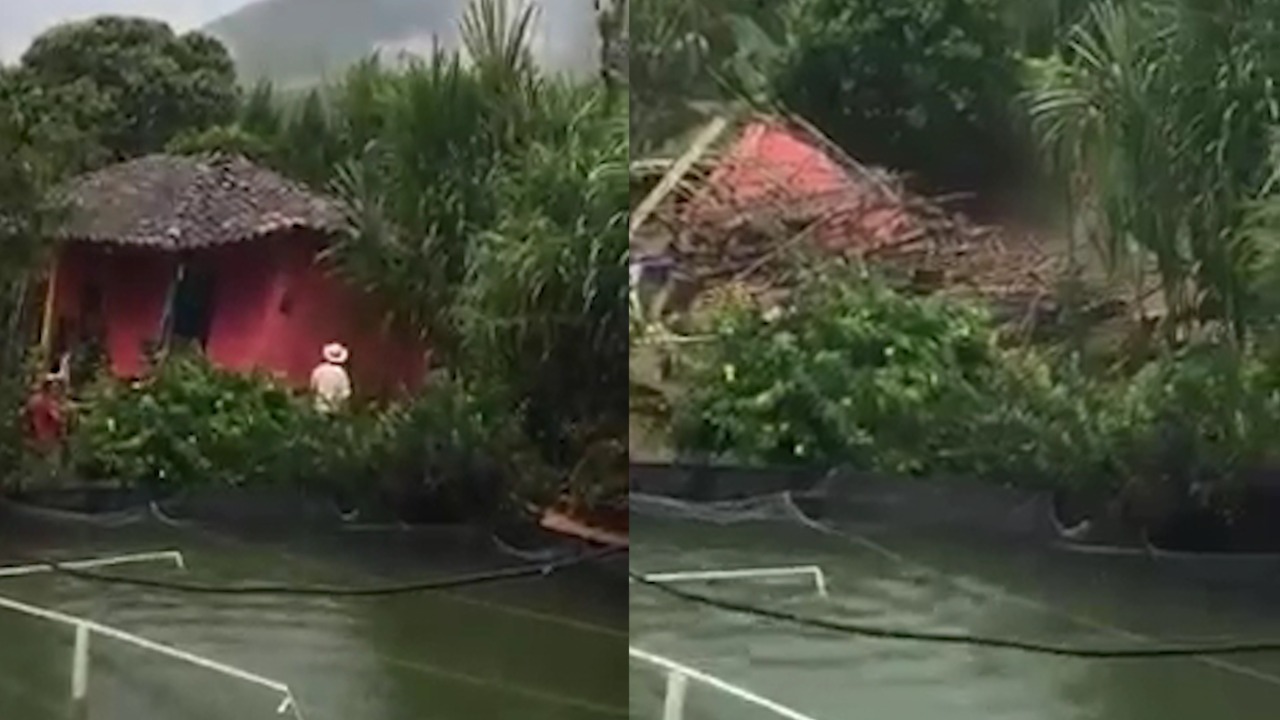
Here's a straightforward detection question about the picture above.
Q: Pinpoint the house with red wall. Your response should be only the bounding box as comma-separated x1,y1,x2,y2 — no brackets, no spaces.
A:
46,153,426,395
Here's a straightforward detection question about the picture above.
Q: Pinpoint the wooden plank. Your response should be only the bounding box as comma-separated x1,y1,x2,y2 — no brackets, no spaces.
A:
38,254,59,362
630,116,731,240
540,509,629,547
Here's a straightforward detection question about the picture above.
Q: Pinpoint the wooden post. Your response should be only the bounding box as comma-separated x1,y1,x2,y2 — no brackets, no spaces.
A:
39,252,59,364
630,116,730,238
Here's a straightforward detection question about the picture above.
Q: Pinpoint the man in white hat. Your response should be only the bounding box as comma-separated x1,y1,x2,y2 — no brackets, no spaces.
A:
310,342,352,414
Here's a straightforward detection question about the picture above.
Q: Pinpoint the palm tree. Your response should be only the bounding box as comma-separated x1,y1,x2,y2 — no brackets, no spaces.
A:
323,0,628,475
1026,0,1280,344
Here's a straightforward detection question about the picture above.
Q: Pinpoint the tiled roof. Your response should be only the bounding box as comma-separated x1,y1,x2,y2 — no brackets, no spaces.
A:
57,154,343,250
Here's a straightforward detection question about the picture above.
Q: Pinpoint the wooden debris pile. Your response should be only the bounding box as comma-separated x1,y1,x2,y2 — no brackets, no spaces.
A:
630,115,1125,336
635,121,1060,320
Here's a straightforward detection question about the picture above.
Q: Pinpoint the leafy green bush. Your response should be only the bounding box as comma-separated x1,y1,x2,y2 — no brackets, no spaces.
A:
69,353,327,488
165,125,278,166
771,0,1024,189
1120,344,1280,491
376,371,547,517
64,353,553,518
671,266,1280,493
674,269,1041,475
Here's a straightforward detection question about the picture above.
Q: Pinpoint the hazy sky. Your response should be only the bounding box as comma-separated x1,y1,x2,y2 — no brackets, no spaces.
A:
1,0,251,62
379,0,600,76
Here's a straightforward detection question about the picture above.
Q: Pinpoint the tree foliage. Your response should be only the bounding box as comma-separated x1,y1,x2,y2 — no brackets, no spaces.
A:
630,0,1027,179
671,263,1280,495
771,0,1023,190
457,88,628,465
1001,0,1095,56
320,0,628,472
165,124,277,164
596,0,629,90
14,16,239,168
69,352,531,518
0,80,63,474
629,0,785,150
1026,0,1280,343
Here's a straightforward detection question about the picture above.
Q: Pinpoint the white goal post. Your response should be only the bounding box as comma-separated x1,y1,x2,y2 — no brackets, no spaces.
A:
0,550,304,718
635,564,830,598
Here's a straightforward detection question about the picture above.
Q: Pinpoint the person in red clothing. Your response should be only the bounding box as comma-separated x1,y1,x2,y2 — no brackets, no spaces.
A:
25,374,68,455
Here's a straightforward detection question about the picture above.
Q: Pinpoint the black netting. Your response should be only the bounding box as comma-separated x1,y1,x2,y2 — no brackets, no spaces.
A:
631,461,1280,592
630,462,1280,720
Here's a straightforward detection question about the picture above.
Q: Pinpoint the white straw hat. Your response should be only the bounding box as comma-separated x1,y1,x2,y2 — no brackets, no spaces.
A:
322,342,349,364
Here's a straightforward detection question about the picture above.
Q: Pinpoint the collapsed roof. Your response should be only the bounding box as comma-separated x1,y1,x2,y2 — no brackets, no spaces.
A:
632,115,1063,319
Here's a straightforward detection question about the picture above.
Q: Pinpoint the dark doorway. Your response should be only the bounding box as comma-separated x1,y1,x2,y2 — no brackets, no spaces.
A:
171,265,216,348
80,282,104,339
70,281,108,379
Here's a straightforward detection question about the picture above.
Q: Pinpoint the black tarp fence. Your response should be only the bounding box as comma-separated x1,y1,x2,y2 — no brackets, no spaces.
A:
0,485,628,622
630,461,1280,589
632,460,1058,537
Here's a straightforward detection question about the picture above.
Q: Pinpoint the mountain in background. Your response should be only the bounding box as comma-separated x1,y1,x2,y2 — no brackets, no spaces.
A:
203,0,600,87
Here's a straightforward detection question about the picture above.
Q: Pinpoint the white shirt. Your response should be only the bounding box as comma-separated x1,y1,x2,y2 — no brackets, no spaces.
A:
310,362,351,413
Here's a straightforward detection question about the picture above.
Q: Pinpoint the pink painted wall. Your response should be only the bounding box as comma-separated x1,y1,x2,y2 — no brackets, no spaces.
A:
245,232,428,395
204,241,285,376
53,234,427,397
55,244,175,377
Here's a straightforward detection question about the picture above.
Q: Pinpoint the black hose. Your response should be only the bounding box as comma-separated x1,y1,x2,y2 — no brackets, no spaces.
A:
631,571,1280,659
8,544,626,597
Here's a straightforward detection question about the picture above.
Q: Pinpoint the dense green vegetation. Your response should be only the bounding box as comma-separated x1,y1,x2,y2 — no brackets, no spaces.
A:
629,0,789,151
1,1,625,512
774,0,1024,189
66,352,537,517
630,0,1027,184
1026,0,1280,344
632,0,1280,523
672,264,1280,496
196,1,629,475
0,82,61,475
6,17,239,173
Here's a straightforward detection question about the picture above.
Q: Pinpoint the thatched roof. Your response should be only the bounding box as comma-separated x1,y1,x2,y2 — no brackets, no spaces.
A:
57,154,343,250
